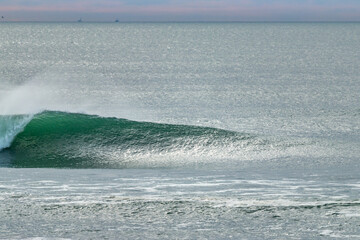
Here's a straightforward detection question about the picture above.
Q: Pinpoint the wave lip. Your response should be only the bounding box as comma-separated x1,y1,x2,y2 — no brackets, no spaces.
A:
1,111,258,168
0,114,33,150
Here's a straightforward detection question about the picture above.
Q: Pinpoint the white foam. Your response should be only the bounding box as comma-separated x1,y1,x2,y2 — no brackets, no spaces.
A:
0,114,33,150
22,238,71,240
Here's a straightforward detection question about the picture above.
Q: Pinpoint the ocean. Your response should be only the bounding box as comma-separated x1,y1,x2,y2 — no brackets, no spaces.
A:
0,22,359,239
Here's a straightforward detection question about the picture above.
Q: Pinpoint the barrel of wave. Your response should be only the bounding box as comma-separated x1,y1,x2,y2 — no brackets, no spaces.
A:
0,114,33,151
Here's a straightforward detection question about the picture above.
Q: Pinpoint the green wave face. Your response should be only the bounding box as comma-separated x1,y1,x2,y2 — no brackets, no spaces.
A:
1,111,253,168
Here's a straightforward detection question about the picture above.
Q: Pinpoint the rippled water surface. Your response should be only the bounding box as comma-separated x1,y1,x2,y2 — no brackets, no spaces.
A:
0,22,359,239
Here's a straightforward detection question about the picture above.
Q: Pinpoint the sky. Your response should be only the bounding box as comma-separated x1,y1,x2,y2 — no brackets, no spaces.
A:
1,0,360,22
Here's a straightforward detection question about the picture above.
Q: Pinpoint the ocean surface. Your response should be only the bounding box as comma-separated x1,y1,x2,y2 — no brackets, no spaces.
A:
0,22,359,239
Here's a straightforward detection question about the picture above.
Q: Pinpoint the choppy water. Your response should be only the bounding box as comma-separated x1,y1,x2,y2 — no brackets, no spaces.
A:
0,22,359,239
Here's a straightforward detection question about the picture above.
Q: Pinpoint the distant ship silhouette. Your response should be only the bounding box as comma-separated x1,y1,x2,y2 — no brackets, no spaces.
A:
115,19,119,22
78,18,82,22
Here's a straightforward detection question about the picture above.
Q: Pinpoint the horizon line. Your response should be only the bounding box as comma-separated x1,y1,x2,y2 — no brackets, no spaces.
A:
1,20,360,23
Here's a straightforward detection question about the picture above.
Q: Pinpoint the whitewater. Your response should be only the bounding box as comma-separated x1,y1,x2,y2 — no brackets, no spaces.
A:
0,22,359,239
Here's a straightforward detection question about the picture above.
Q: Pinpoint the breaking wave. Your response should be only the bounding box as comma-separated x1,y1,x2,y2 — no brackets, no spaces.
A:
0,111,314,168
